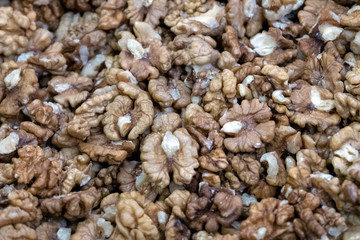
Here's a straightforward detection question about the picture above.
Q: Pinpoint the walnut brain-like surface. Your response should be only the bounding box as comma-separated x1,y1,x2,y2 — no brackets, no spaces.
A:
1,0,360,238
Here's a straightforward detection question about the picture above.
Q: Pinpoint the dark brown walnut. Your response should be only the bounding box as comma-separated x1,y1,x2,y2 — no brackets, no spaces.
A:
0,61,39,117
141,127,199,188
12,146,63,197
41,187,101,221
61,0,101,11
294,207,347,240
148,76,191,109
48,72,93,108
287,149,328,189
165,216,191,240
79,134,137,165
35,221,61,240
171,34,220,66
83,165,119,194
125,0,167,27
0,224,37,240
231,154,260,186
186,183,242,232
118,160,141,192
218,99,275,152
185,103,224,154
0,189,41,227
288,81,341,130
303,53,344,93
249,180,277,199
240,198,295,240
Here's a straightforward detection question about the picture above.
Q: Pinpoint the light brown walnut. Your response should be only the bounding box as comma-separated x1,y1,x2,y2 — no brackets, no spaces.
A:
231,154,260,186
0,224,37,240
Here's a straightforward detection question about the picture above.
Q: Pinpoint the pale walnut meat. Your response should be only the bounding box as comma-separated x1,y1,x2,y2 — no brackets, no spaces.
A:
0,163,15,186
111,191,159,240
303,53,344,93
72,214,114,240
330,123,360,181
79,134,137,165
12,146,63,197
298,0,347,32
36,221,61,240
0,61,39,117
97,0,125,30
27,42,67,75
62,154,92,194
124,0,167,27
118,160,141,192
148,76,191,109
140,128,199,188
0,224,37,240
171,35,220,66
287,149,328,189
185,103,224,154
186,183,242,232
240,198,295,240
48,72,93,108
294,207,347,240
24,99,58,131
261,0,304,22
0,7,36,56
170,2,226,36
218,99,275,152
288,82,341,130
231,154,260,186
334,92,360,121
199,148,228,172
260,152,287,187
40,187,101,221
0,189,40,227
345,61,360,95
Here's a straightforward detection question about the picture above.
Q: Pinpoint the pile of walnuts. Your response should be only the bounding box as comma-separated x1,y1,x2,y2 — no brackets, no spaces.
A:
1,0,360,239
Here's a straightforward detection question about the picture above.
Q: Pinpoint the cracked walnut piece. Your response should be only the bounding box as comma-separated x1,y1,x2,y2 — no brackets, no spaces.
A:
219,99,275,152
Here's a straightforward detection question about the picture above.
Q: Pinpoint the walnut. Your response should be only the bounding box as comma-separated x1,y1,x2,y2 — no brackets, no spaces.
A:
48,72,93,108
100,192,119,222
148,76,191,109
262,0,304,22
185,103,224,154
24,99,59,131
303,53,344,93
261,64,289,89
0,190,40,227
117,160,141,192
231,154,260,186
199,148,228,172
294,207,347,240
283,186,321,213
186,183,242,232
84,165,119,194
0,224,37,240
260,152,287,187
171,35,220,66
112,191,159,240
19,121,53,143
12,146,63,197
61,154,91,194
240,198,295,240
61,0,100,11
27,42,67,74
287,149,328,189
36,221,61,240
165,216,191,240
125,0,167,27
0,7,36,56
330,123,360,181
41,187,101,221
170,2,226,36
0,163,15,186
218,99,275,152
222,26,241,61
225,0,246,37
334,92,360,121
97,0,125,30
345,61,360,95
79,134,137,165
141,126,199,188
249,180,277,199
103,83,154,141
72,214,114,240
0,61,39,117
288,82,341,130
